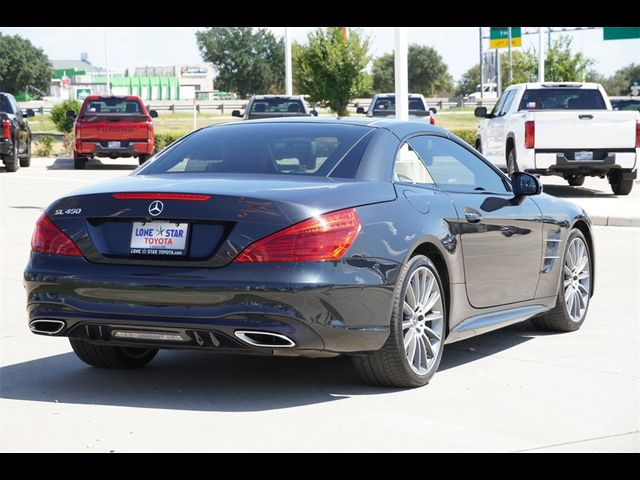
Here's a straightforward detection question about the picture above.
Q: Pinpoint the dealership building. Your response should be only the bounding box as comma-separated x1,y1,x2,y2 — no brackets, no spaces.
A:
46,55,215,101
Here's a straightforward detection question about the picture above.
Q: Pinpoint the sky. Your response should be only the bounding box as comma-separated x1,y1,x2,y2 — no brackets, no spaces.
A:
0,26,638,82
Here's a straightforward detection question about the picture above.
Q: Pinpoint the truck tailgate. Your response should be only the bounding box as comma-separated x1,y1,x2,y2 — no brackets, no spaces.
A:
78,114,149,141
533,111,638,149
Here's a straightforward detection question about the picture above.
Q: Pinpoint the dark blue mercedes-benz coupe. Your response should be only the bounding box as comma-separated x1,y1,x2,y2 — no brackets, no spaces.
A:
24,118,594,387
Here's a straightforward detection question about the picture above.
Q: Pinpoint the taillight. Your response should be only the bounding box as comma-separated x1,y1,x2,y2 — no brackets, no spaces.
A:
234,208,361,263
524,121,535,149
31,213,82,256
429,115,436,125
635,122,640,148
2,119,10,139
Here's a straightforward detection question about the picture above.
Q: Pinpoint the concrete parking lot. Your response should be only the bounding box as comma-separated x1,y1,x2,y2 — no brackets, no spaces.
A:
1,157,638,452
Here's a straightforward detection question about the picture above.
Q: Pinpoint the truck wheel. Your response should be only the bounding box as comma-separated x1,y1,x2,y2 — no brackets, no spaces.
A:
73,152,87,170
4,141,19,172
609,171,633,195
507,148,518,177
567,175,585,187
19,137,32,167
475,139,482,153
138,154,150,165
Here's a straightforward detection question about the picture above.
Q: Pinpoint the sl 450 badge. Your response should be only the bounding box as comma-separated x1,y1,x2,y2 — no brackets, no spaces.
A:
54,208,82,215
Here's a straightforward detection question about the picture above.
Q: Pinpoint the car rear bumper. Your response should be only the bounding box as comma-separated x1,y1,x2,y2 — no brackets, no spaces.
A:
1,138,13,156
75,139,154,158
533,149,637,174
24,253,399,356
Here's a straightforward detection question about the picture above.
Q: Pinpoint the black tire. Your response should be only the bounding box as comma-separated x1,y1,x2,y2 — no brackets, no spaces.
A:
69,338,158,369
608,171,633,195
138,154,150,165
507,148,518,177
73,152,87,170
567,175,585,187
475,139,482,153
19,138,31,167
352,255,447,388
532,229,592,332
4,141,18,172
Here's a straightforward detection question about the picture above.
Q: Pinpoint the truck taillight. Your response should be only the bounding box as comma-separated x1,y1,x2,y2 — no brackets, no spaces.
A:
636,122,640,148
2,119,10,139
524,121,535,149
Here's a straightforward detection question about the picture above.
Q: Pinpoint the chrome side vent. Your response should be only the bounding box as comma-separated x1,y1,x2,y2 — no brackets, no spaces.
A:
542,229,562,273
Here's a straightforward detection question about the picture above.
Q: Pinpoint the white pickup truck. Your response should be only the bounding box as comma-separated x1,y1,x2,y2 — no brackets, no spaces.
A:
474,82,639,195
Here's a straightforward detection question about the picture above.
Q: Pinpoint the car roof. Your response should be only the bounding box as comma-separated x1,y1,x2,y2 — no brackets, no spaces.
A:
375,93,424,98
203,116,448,139
251,95,305,100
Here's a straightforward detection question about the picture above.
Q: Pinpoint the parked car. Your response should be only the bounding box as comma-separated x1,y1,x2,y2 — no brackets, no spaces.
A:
25,118,594,388
464,83,498,101
232,95,317,120
357,93,437,124
610,96,640,112
474,82,640,195
68,95,158,170
1,92,34,172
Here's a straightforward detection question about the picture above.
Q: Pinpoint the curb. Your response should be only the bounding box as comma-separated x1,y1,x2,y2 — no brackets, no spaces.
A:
590,216,640,227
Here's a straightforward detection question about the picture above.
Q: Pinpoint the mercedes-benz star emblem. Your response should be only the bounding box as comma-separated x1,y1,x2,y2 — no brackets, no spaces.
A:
148,200,164,217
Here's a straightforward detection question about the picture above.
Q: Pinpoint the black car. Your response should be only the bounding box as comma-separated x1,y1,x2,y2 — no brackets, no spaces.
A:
1,92,34,172
24,118,594,388
232,95,317,120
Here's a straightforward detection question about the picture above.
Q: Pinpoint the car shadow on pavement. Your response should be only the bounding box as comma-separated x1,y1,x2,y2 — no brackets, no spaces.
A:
47,157,138,170
0,321,554,412
542,184,613,198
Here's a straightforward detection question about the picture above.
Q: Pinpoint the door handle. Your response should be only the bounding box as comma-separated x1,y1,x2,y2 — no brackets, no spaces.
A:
464,211,482,223
578,114,593,120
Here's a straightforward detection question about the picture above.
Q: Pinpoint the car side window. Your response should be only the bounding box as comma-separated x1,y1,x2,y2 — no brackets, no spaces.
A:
490,91,508,116
393,143,435,185
408,136,508,193
499,89,517,115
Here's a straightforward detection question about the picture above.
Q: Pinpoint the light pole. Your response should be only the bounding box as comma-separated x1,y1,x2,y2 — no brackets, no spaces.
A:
394,27,408,121
285,27,292,96
104,27,111,95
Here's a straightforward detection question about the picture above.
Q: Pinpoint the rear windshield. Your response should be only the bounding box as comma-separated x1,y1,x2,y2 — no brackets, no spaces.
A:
518,88,606,110
84,98,144,114
141,123,373,178
372,96,426,112
611,99,640,111
250,99,305,114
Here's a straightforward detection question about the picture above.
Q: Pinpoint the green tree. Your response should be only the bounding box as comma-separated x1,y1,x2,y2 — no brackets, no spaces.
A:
0,33,51,94
50,99,81,134
456,64,480,96
601,63,640,96
196,27,284,99
293,28,371,116
371,44,453,96
543,36,594,82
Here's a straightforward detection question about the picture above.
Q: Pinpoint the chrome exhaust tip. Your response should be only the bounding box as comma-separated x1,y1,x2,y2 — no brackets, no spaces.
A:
29,319,66,335
234,330,296,348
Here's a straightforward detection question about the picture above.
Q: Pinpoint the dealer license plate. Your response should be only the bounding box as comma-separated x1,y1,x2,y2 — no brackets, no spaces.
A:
108,141,122,149
574,151,593,161
129,221,189,256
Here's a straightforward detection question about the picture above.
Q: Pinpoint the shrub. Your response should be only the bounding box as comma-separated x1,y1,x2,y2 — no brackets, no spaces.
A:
154,131,188,153
450,129,477,146
50,99,81,133
63,133,74,155
34,135,54,157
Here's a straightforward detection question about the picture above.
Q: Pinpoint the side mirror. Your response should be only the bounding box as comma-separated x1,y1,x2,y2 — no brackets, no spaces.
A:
231,110,241,117
310,110,318,117
356,107,365,114
429,107,437,115
149,110,158,118
66,110,77,119
512,172,542,196
474,106,487,118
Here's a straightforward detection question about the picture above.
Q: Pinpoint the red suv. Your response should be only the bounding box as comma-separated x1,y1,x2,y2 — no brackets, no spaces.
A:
68,95,157,169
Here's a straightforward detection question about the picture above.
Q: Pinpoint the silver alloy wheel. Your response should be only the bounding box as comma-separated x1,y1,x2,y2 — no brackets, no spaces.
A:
563,236,591,323
402,266,444,375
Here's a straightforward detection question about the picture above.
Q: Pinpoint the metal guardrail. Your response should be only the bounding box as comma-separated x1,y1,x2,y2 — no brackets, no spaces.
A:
20,98,497,116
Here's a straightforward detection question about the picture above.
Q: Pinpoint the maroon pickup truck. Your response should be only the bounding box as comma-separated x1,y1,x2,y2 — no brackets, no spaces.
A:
68,95,157,169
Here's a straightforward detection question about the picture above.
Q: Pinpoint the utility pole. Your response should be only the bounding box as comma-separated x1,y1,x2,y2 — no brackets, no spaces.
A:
497,50,502,97
479,27,484,100
104,27,111,95
285,27,292,96
394,27,409,121
508,27,513,83
538,27,545,82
